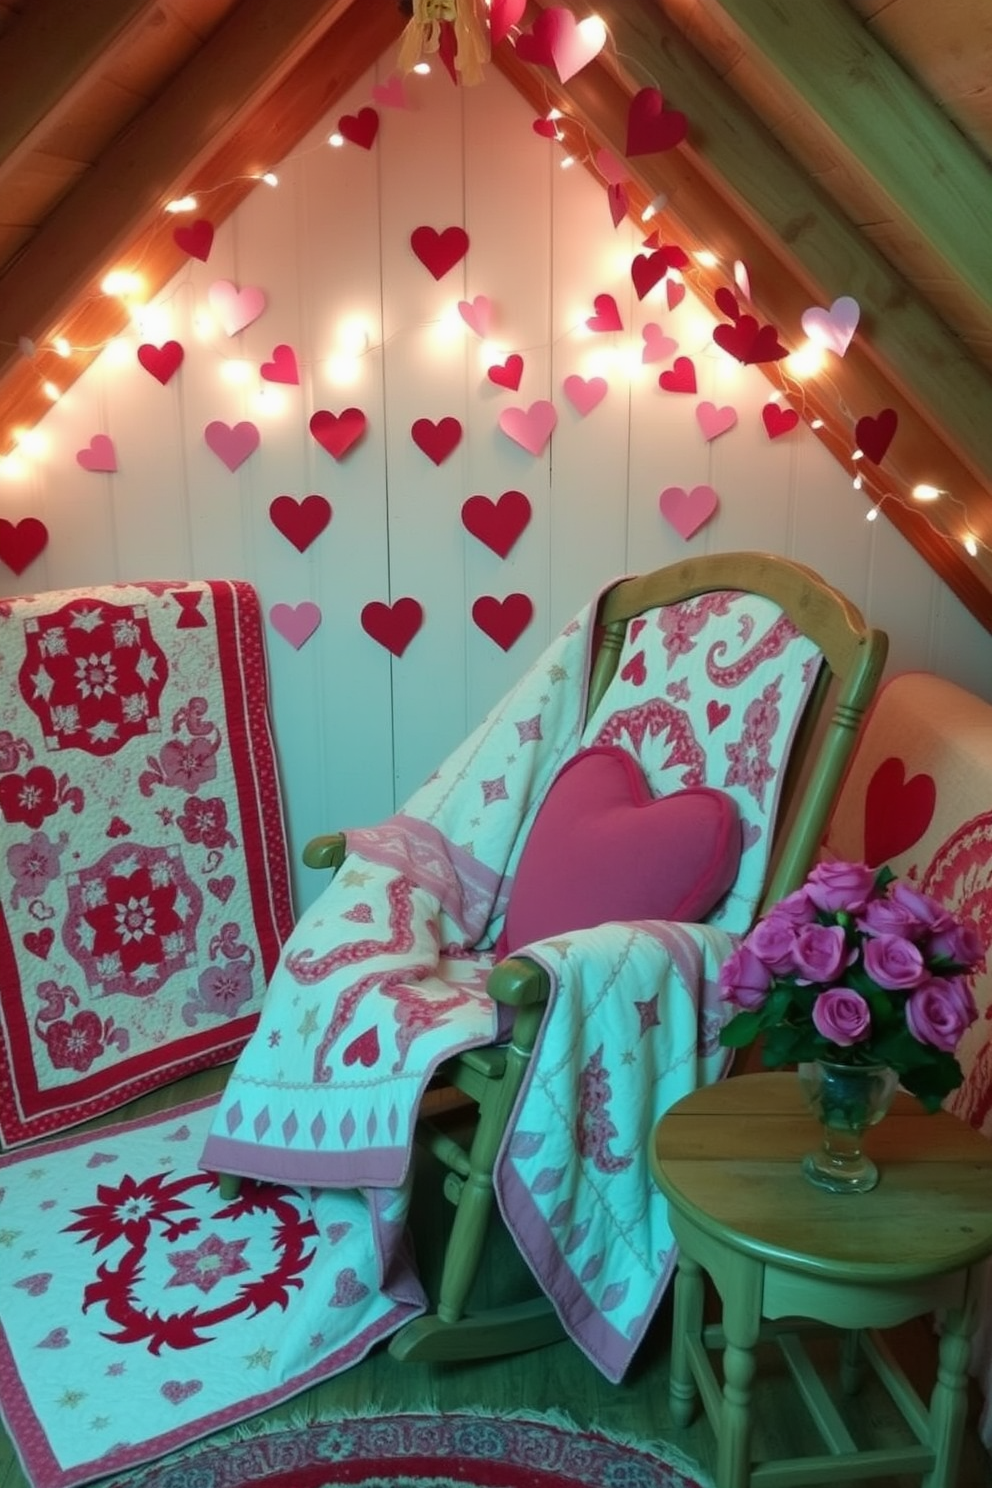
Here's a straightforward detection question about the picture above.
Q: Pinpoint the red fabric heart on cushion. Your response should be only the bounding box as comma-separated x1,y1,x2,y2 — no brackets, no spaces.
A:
497,745,741,957
863,755,936,866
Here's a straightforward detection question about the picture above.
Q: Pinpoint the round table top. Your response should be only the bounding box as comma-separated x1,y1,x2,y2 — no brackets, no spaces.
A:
651,1072,992,1282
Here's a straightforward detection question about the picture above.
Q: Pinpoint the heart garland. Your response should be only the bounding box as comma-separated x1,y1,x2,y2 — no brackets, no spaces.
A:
855,408,898,464
260,344,299,384
338,107,379,149
204,420,260,471
173,219,214,262
658,357,696,394
585,294,623,333
498,400,557,455
270,602,322,650
762,403,799,440
76,435,117,472
208,280,267,336
487,354,523,390
626,87,688,156
137,341,184,384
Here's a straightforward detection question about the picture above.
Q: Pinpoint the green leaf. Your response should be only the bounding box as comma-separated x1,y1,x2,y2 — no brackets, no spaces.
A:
718,1010,762,1048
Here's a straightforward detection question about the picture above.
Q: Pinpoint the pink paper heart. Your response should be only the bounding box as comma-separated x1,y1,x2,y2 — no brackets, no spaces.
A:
665,279,686,311
411,417,462,464
457,296,492,337
562,374,607,416
585,294,623,333
208,279,267,336
498,399,557,455
162,1380,203,1405
490,0,526,46
641,324,678,364
550,10,606,82
695,401,738,441
76,434,117,472
801,295,860,356
270,601,322,649
607,183,628,228
659,484,719,540
734,260,752,301
371,74,407,109
260,343,299,384
204,420,260,471
595,147,629,186
487,354,523,390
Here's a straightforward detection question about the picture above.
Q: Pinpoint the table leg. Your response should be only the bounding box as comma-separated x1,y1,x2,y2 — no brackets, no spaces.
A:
716,1259,763,1488
922,1272,978,1488
670,1253,704,1426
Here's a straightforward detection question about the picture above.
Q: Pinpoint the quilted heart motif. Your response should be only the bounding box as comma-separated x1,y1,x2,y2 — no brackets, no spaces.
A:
585,293,623,333
659,484,719,541
343,1026,380,1067
562,374,607,416
490,0,526,46
330,1266,371,1307
23,928,54,960
864,755,936,867
204,420,260,472
498,400,557,455
86,1151,118,1167
137,340,184,384
162,1380,203,1405
801,295,860,356
620,650,646,686
338,106,379,149
309,407,367,460
0,516,47,576
713,315,788,365
855,407,898,464
626,86,688,156
269,601,322,650
461,490,531,557
38,1327,70,1349
207,875,235,903
260,343,299,384
76,434,117,472
269,494,332,552
706,700,731,731
471,593,534,651
411,416,462,464
172,218,214,262
164,1124,191,1141
607,182,628,227
762,403,799,439
208,279,267,336
342,902,373,923
658,356,696,394
15,1273,52,1297
361,597,424,657
513,7,558,66
696,402,737,441
641,324,678,364
549,10,606,82
487,354,523,390
458,295,492,337
106,815,132,837
410,225,469,280
666,278,686,311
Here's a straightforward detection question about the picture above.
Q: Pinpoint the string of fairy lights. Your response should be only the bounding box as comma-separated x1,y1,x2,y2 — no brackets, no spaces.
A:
0,9,984,569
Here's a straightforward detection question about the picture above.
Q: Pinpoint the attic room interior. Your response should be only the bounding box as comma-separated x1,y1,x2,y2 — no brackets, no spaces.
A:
2,2,992,1487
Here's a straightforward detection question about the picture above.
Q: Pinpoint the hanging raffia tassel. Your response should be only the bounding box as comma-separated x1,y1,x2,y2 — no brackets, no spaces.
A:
397,0,490,85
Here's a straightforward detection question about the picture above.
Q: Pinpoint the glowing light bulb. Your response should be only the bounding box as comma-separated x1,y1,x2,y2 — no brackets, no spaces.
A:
852,448,864,461
0,452,26,479
165,195,197,213
259,172,279,187
221,359,252,385
964,533,979,557
17,428,45,456
53,337,71,358
338,317,370,356
912,483,942,502
866,506,880,522
785,341,825,378
328,132,345,148
42,381,60,401
548,109,562,121
693,249,718,268
413,61,431,75
560,155,576,169
853,474,863,490
101,269,143,298
641,192,667,222
811,417,824,430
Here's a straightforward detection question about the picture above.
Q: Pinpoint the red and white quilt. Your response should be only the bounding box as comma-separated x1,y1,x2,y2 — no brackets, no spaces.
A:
0,580,294,1147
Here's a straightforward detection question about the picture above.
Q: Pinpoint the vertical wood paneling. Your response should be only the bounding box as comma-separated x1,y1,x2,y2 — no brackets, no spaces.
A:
3,54,992,922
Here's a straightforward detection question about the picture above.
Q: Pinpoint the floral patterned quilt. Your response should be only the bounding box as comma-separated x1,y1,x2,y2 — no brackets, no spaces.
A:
0,580,294,1147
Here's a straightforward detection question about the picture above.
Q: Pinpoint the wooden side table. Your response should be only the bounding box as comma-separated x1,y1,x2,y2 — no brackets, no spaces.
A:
650,1072,992,1488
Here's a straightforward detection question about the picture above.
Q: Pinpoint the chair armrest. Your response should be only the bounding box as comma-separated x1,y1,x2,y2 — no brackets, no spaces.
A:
302,832,347,872
486,955,550,1008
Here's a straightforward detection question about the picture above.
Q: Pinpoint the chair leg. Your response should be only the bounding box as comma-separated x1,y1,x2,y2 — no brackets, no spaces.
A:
217,1173,241,1201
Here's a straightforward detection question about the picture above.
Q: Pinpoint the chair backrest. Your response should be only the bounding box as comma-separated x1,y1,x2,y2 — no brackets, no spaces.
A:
585,551,888,921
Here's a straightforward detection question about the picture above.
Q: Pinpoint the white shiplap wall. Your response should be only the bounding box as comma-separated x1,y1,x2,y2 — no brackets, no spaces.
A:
4,47,991,911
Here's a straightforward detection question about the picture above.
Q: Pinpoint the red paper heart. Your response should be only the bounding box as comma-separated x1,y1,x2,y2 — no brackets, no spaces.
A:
665,279,686,311
309,408,367,460
269,494,332,553
626,87,688,156
490,0,526,46
410,225,469,280
864,756,936,867
712,315,788,365
137,341,184,384
338,106,379,149
855,408,898,465
706,700,730,731
762,403,799,439
343,1027,381,1068
714,287,741,322
412,417,462,464
361,598,423,657
586,293,623,333
607,182,628,227
514,8,559,66
260,344,299,384
172,218,214,262
487,354,523,390
658,356,696,394
532,117,557,138
23,929,54,960
461,491,531,557
631,250,671,301
471,593,533,651
620,650,646,686
0,516,48,575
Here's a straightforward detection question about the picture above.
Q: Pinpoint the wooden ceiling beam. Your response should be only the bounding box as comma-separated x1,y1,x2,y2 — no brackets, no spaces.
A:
697,0,992,321
0,0,159,182
0,0,360,386
541,0,992,502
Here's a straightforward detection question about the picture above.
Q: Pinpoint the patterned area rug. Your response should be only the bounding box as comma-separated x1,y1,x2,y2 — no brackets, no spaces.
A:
0,580,294,1147
100,1413,712,1488
0,1098,423,1488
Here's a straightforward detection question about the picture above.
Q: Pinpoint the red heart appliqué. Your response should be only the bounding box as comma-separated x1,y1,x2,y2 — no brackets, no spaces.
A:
487,354,523,390
410,225,470,280
411,417,462,465
309,408,367,460
626,87,688,156
338,106,379,149
137,341,184,384
172,218,214,262
207,875,236,904
24,929,54,960
620,650,647,686
461,491,531,558
706,700,730,732
659,357,696,394
762,403,799,439
471,593,534,651
269,494,332,553
343,1027,380,1068
361,598,424,657
107,816,132,838
0,517,48,576
855,408,898,465
863,755,936,867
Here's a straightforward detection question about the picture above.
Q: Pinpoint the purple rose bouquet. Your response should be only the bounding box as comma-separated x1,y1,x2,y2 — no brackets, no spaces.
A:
718,860,985,1111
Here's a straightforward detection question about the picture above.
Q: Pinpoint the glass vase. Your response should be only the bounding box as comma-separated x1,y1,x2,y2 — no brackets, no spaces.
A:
797,1060,900,1193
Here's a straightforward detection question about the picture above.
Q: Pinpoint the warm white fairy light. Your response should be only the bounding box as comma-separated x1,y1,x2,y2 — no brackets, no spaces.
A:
413,61,431,74
165,195,198,213
853,473,864,490
105,336,133,365
253,384,286,416
866,505,880,522
852,448,864,461
132,304,171,341
964,532,979,557
560,155,576,169
259,172,279,187
337,317,371,356
641,192,667,222
328,132,345,148
42,381,60,401
785,341,825,379
53,337,71,358
17,428,45,456
0,452,26,479
221,359,252,385
811,417,824,430
101,269,143,299
912,483,942,502
693,249,719,268
548,108,562,120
